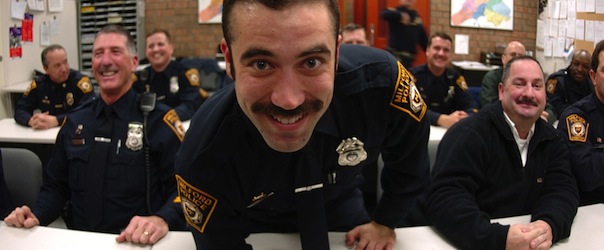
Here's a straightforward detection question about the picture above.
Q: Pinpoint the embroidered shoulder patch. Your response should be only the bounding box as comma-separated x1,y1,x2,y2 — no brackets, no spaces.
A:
24,80,37,96
390,61,426,122
456,76,468,91
546,79,557,94
565,114,588,142
185,68,201,87
163,109,185,141
77,77,93,94
131,73,138,83
176,175,218,234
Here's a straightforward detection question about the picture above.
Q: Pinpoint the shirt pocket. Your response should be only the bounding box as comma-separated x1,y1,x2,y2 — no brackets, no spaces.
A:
66,144,92,192
107,148,145,194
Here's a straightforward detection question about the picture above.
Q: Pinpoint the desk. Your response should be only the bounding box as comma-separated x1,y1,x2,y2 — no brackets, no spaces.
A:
154,204,604,249
428,125,446,168
2,80,31,117
0,118,59,144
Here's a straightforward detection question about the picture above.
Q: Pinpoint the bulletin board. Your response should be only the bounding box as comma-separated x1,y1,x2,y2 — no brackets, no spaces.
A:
2,0,79,87
575,12,604,52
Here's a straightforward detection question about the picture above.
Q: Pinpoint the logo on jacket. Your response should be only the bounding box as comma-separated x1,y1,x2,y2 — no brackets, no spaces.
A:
125,122,144,151
336,137,367,166
547,79,557,94
176,175,218,233
390,61,427,122
565,114,588,142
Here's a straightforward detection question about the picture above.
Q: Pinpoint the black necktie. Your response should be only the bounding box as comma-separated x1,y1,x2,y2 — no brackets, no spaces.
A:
294,146,329,250
86,105,114,228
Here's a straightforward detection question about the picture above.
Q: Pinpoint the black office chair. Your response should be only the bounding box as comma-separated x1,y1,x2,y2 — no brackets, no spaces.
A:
1,147,43,207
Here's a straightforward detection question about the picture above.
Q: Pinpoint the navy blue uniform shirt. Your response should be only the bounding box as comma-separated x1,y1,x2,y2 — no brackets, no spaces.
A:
15,69,94,126
32,89,186,233
175,45,431,249
546,67,594,119
133,60,207,120
410,65,477,125
558,93,604,205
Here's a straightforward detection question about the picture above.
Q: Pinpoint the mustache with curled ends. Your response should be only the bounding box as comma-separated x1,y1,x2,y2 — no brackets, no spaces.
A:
251,100,324,117
516,97,538,106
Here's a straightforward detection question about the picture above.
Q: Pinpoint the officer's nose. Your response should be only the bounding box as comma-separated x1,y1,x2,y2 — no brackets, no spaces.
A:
271,69,305,110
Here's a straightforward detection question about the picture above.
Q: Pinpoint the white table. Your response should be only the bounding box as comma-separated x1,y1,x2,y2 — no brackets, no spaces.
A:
428,125,446,168
0,118,59,144
2,204,602,249
152,203,604,249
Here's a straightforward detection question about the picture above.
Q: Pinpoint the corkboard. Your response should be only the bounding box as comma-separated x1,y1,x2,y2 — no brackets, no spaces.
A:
575,12,604,52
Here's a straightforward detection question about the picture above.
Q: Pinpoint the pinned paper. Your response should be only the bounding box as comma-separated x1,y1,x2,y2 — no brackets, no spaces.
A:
454,34,469,55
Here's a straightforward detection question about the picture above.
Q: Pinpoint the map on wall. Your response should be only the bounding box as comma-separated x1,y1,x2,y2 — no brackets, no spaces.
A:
450,0,513,30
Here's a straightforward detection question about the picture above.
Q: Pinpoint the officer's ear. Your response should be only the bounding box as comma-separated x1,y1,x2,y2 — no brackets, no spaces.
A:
221,38,235,81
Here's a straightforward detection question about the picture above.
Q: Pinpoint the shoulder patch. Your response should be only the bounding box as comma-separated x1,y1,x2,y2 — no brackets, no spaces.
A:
565,114,588,142
390,61,427,122
176,175,218,234
456,76,468,91
131,73,138,83
185,68,201,87
546,78,557,94
77,77,93,94
163,109,185,141
24,80,37,96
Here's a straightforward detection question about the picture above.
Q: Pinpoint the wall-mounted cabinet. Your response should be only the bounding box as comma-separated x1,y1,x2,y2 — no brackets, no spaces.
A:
77,0,145,75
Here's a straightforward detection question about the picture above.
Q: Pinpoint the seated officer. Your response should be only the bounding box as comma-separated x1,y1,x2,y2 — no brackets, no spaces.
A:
133,29,207,121
410,32,477,128
4,25,185,245
174,1,430,249
340,23,369,46
481,41,525,107
427,56,578,249
14,44,94,130
547,49,593,120
557,40,604,206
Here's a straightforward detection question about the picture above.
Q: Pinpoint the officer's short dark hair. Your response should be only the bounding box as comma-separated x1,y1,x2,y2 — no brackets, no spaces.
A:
591,40,604,71
146,29,172,44
222,0,340,44
427,32,452,48
501,55,543,85
341,23,364,34
41,44,65,68
95,24,137,55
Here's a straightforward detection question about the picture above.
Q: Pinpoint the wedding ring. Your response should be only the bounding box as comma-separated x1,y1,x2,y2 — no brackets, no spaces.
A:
143,231,150,236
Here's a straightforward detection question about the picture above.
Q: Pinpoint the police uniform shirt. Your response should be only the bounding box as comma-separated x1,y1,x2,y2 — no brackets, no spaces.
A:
14,69,95,126
410,64,477,125
133,60,207,120
547,67,594,119
175,45,431,249
558,93,604,205
31,89,186,233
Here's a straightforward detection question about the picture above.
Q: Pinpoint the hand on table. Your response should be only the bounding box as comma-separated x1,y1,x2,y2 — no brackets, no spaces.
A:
506,220,553,250
3,205,40,228
345,221,396,250
28,112,59,130
115,215,169,245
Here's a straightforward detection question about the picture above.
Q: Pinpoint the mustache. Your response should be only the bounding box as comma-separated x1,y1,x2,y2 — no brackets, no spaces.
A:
251,100,324,117
517,97,538,106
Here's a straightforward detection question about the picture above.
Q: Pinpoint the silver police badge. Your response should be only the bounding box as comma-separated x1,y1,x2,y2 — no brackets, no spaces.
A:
66,92,74,106
170,76,179,94
125,122,144,151
336,137,367,166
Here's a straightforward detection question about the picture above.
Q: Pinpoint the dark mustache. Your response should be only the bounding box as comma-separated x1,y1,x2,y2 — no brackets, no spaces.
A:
517,97,538,106
251,100,324,116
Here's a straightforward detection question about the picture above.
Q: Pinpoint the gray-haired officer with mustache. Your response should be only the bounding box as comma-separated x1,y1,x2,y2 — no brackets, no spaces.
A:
426,56,579,249
174,0,430,249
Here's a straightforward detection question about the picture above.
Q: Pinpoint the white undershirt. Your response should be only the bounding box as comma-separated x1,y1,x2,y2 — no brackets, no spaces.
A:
503,112,535,167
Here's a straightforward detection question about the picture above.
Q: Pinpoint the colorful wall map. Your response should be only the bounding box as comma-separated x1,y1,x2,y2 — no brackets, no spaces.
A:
451,0,513,30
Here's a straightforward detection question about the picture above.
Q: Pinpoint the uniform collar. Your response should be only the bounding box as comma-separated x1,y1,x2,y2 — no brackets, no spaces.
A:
149,60,177,79
95,89,137,120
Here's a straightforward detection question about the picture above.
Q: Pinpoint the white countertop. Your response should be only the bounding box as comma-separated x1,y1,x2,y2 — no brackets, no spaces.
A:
452,60,500,71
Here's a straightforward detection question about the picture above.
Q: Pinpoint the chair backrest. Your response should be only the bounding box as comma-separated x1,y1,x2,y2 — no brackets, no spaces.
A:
2,148,43,207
